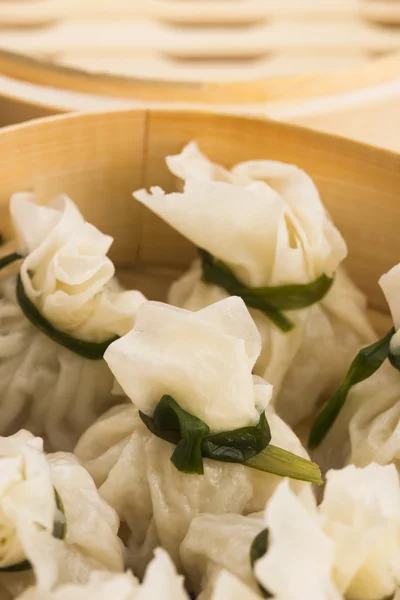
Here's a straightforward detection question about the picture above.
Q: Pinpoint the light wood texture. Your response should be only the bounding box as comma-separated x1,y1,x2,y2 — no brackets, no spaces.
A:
0,0,398,84
2,54,400,153
1,49,400,103
1,21,400,59
361,1,400,25
2,62,400,153
0,109,399,316
153,0,361,24
278,92,400,154
0,0,366,26
58,55,369,82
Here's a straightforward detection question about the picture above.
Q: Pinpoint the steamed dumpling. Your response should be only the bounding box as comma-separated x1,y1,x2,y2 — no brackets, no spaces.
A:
205,570,260,600
180,487,313,598
0,193,146,450
16,548,189,600
180,512,264,596
0,430,124,599
133,142,374,426
318,263,400,472
185,463,400,600
75,404,156,578
255,464,400,600
76,297,314,576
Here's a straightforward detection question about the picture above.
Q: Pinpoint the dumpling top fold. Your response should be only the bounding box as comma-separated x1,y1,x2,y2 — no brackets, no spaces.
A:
0,430,55,570
134,142,347,288
379,263,400,355
255,463,400,600
10,193,146,343
17,548,189,600
105,297,270,433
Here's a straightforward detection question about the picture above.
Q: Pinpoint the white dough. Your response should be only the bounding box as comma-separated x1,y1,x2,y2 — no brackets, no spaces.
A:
0,193,145,450
16,548,189,600
318,263,400,473
183,463,400,600
0,430,124,599
255,464,400,600
104,297,264,432
206,570,261,600
133,142,374,426
180,512,264,596
76,297,313,575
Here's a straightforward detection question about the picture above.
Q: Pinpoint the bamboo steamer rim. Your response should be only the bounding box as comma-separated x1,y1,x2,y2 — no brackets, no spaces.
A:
0,107,399,327
1,48,400,104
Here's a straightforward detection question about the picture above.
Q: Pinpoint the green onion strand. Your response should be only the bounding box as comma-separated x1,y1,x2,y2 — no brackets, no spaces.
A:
0,252,118,360
140,395,322,484
309,328,396,450
250,528,273,599
245,444,323,485
16,275,117,360
0,252,23,271
199,248,333,333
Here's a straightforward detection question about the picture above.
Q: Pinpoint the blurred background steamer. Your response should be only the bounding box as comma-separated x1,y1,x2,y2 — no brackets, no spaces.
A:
0,0,400,150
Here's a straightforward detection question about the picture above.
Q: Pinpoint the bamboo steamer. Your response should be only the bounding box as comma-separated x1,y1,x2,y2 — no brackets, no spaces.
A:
1,48,400,105
0,109,398,335
1,0,400,150
1,51,400,153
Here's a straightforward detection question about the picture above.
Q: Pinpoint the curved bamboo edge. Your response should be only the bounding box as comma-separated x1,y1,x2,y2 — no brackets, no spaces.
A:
1,107,400,314
1,48,400,104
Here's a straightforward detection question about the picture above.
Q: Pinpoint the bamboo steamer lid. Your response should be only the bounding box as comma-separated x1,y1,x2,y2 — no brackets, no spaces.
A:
1,49,400,151
0,108,398,336
1,0,400,149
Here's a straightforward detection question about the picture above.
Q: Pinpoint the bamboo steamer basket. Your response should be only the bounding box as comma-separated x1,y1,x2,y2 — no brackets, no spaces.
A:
0,109,398,336
1,50,400,153
2,0,400,150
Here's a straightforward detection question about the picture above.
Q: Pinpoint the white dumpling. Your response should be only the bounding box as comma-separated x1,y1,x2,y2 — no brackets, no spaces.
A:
16,548,189,600
320,464,400,599
104,296,264,432
181,483,314,598
0,430,124,599
255,464,400,600
75,404,156,578
133,142,374,426
206,570,261,600
76,297,314,575
255,480,341,600
318,263,400,472
0,193,146,450
180,512,264,596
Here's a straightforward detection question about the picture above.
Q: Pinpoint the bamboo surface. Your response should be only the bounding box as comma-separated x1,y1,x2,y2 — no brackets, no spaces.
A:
0,0,399,83
0,0,400,152
0,109,399,317
1,61,400,153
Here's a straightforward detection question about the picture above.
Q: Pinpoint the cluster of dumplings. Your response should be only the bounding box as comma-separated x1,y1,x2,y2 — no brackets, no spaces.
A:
0,142,399,600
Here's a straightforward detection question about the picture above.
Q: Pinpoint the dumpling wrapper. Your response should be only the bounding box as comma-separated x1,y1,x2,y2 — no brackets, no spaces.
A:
205,570,261,600
0,430,124,599
16,548,189,600
77,297,313,574
180,482,315,597
11,193,145,343
0,193,145,450
133,143,375,427
255,480,341,600
255,464,400,600
104,296,264,432
180,512,264,596
320,463,400,599
318,263,400,473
